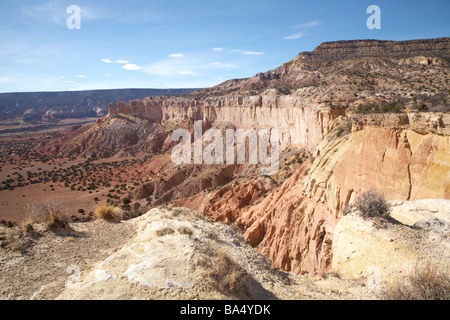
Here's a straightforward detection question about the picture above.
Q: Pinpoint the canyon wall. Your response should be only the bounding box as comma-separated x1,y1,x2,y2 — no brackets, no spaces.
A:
108,96,343,153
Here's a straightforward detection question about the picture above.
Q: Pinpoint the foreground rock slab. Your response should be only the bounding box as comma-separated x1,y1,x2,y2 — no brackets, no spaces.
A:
332,199,450,284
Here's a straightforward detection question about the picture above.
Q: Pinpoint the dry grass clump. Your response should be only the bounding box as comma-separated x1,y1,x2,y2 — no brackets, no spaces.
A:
207,248,251,299
155,227,175,237
178,226,193,236
22,200,71,232
94,205,123,223
1,200,71,252
0,227,32,253
383,261,449,300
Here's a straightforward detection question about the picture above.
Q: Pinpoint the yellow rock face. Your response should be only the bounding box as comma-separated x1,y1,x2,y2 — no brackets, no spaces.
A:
332,199,450,282
307,115,450,215
407,130,450,199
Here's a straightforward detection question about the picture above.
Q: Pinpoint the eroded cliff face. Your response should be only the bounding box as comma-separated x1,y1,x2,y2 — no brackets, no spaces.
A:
108,95,341,154
231,113,450,275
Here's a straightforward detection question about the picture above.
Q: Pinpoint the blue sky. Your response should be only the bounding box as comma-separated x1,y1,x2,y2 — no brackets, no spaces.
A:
0,0,449,93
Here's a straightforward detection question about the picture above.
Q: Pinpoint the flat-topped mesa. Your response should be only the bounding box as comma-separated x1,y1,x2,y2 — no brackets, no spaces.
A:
300,37,450,61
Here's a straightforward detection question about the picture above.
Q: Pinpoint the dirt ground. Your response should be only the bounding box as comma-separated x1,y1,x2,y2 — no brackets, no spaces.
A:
0,219,136,299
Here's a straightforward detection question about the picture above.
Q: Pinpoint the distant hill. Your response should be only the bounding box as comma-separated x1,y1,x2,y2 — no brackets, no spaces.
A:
0,88,202,121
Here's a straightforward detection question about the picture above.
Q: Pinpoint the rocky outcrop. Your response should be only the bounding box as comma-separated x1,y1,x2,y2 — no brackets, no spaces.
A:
41,106,97,121
331,199,450,282
55,207,283,300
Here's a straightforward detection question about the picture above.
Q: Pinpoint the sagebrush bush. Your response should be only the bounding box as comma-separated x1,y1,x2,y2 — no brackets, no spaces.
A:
354,189,391,219
94,205,123,223
383,261,449,300
23,200,70,231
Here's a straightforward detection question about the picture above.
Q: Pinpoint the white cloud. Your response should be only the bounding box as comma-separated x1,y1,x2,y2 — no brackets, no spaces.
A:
212,48,224,51
283,32,305,40
101,58,112,63
115,60,129,64
294,20,322,29
169,53,185,58
122,63,142,70
230,49,265,55
241,51,265,55
105,73,112,77
76,75,86,78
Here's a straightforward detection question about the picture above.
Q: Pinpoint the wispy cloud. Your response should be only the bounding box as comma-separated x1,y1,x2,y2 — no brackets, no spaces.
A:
76,75,86,78
21,1,65,26
168,53,185,58
283,32,305,40
212,48,225,52
229,49,265,55
101,58,112,63
115,60,129,64
283,20,323,40
294,20,323,29
20,2,100,27
142,54,239,77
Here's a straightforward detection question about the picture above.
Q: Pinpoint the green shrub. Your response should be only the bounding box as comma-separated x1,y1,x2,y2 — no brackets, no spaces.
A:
417,103,428,111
